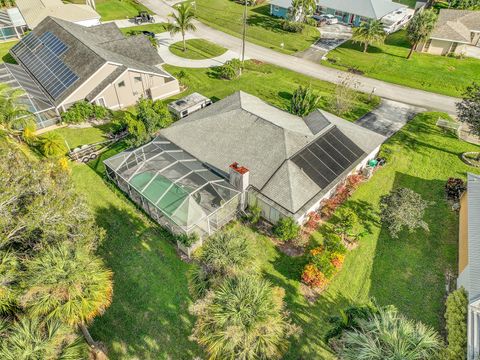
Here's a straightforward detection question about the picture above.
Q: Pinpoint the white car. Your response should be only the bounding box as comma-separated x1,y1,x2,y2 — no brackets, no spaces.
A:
312,14,339,25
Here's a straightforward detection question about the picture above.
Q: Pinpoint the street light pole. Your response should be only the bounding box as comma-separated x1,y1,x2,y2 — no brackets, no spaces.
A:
240,0,247,74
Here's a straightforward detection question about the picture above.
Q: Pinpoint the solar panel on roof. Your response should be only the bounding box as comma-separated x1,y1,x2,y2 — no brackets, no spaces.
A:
39,32,68,56
11,32,78,100
292,126,365,189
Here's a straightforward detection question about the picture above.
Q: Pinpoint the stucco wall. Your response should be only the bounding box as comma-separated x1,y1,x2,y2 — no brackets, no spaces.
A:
270,4,289,18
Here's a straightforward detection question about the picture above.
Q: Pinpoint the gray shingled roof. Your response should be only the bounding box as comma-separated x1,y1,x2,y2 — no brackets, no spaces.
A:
19,17,168,105
318,0,404,19
430,9,480,44
161,92,386,214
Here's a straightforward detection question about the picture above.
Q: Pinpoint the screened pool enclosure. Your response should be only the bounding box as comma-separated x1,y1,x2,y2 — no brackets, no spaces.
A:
104,136,241,237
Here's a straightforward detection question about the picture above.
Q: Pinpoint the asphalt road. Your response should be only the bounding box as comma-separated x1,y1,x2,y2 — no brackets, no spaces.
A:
142,0,459,114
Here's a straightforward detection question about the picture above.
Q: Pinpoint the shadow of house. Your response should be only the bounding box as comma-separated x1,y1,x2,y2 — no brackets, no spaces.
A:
368,171,458,330
89,204,202,359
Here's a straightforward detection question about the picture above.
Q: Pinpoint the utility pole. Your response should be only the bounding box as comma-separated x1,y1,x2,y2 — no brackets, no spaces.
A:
240,0,247,75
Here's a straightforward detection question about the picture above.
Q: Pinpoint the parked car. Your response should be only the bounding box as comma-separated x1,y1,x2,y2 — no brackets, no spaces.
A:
312,14,338,25
142,30,155,38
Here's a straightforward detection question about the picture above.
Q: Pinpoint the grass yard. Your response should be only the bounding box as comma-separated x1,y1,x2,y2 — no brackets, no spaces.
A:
194,0,320,54
323,30,480,97
51,125,113,150
169,39,227,60
394,0,416,7
0,40,17,64
165,60,379,122
66,0,152,21
120,23,168,35
68,111,480,359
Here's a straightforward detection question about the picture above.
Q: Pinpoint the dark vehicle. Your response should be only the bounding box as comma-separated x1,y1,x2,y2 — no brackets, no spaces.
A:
142,30,155,37
133,11,155,25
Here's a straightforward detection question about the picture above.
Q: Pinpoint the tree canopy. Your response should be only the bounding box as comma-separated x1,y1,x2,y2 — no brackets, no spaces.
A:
457,82,480,136
406,9,438,59
352,20,386,53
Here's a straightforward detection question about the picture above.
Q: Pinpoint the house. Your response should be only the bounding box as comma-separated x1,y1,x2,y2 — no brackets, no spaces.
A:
15,0,101,29
5,17,180,128
104,91,386,237
270,0,411,31
458,173,480,360
417,9,480,56
0,8,27,41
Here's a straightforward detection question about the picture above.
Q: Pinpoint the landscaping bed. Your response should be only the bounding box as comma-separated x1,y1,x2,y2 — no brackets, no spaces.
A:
194,0,320,54
169,39,227,60
323,30,480,97
120,23,168,35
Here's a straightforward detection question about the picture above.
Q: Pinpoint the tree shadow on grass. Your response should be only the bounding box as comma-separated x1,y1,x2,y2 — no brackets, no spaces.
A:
368,171,457,330
89,204,202,359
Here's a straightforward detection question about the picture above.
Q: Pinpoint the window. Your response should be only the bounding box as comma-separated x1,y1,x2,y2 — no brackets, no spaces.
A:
118,81,125,87
134,76,142,82
273,5,280,11
96,97,106,107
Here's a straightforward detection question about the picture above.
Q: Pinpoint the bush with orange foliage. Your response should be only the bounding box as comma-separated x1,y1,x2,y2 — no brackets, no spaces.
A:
301,264,328,288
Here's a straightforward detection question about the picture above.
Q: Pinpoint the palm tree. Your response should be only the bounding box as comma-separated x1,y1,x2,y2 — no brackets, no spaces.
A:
339,305,443,359
0,84,34,137
352,20,386,53
0,317,87,360
0,250,19,314
19,243,113,347
39,132,67,158
167,2,196,52
406,9,438,59
190,274,298,359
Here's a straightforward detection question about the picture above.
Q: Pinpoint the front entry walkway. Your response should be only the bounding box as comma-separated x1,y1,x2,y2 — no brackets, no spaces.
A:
156,32,244,68
356,99,426,137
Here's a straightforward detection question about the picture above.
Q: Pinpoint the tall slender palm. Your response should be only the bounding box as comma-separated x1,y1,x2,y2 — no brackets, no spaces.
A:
352,20,386,53
406,9,438,59
167,2,196,52
339,305,443,359
0,317,87,360
19,243,113,346
191,274,298,359
0,84,34,136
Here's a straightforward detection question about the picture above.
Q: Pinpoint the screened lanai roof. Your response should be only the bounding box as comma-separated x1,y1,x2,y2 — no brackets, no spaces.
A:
104,136,240,230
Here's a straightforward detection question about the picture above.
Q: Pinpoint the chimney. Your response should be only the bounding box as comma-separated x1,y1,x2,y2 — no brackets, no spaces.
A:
229,162,249,209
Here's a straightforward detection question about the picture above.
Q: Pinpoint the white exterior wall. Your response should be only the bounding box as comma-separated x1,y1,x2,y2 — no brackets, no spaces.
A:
468,300,480,360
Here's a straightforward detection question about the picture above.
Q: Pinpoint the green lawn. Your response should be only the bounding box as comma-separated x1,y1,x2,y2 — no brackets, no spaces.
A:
0,40,17,64
394,0,416,7
165,60,379,122
120,23,168,35
51,125,113,150
66,0,152,21
194,0,320,54
169,39,227,60
69,111,480,359
323,30,480,97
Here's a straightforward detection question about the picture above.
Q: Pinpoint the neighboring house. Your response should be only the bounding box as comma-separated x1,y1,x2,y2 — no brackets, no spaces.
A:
5,17,180,128
270,0,412,32
458,173,480,360
104,91,386,238
0,8,27,41
15,0,101,29
417,9,480,56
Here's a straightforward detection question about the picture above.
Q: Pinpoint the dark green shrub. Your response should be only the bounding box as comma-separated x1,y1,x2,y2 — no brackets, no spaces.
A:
217,58,241,80
280,20,304,33
61,101,111,124
247,202,262,225
290,85,321,116
272,217,300,242
445,287,468,360
177,232,199,247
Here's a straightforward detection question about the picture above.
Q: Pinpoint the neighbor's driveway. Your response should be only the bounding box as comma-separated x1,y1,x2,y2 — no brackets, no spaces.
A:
140,0,459,114
356,99,426,137
295,24,352,61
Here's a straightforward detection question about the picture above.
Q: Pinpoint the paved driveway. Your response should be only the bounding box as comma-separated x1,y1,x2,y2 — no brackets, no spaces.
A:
356,99,426,137
295,24,352,61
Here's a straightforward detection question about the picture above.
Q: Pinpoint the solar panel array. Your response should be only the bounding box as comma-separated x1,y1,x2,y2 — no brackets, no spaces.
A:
11,32,78,100
292,126,365,189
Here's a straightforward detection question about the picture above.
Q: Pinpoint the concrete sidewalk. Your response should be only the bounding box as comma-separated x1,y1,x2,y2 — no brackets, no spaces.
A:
156,32,243,68
140,0,459,114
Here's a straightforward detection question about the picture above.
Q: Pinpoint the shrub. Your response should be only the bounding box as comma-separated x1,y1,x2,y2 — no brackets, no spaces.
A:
445,178,466,201
272,217,300,242
290,85,321,116
217,58,241,80
39,132,67,158
177,232,199,247
345,173,364,192
136,97,172,135
61,101,111,124
281,19,304,33
334,208,359,242
445,287,468,360
247,202,262,225
304,211,321,233
302,263,328,288
380,187,431,238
